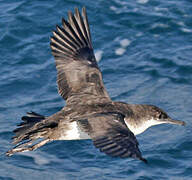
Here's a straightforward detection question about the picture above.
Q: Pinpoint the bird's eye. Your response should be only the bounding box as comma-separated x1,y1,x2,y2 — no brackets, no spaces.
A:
159,113,168,119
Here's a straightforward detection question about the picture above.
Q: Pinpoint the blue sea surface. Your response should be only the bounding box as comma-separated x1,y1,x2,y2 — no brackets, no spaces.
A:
1,0,192,179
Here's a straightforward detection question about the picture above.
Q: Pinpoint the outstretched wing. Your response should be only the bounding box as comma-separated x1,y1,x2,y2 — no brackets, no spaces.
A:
50,7,111,105
77,112,147,163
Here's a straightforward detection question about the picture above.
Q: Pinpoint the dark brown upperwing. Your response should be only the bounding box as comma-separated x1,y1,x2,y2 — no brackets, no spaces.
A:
77,112,147,163
50,7,111,105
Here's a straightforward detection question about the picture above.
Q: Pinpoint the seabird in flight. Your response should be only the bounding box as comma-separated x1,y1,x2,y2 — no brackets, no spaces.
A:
6,7,185,163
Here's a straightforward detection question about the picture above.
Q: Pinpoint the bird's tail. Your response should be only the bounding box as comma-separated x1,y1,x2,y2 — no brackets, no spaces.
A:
6,112,57,156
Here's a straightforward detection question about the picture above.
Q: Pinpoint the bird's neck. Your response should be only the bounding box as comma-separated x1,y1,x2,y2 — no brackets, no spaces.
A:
124,117,163,135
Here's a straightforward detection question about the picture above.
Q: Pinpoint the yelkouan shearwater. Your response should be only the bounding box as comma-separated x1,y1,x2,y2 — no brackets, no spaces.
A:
6,7,185,163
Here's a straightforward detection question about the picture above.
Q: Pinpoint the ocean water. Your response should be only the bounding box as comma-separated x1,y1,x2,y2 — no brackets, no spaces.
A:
1,0,192,179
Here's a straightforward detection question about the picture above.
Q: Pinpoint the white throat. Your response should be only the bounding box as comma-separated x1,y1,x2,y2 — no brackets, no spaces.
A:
125,118,164,135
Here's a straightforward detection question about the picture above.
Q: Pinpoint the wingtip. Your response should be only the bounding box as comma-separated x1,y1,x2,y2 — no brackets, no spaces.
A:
74,7,79,14
61,17,68,27
56,24,60,30
61,17,65,24
6,150,13,157
68,10,73,21
74,7,81,19
182,121,186,126
140,157,148,164
82,6,86,14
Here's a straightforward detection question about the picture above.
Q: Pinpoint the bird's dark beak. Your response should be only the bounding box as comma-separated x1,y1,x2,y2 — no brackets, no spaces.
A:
161,118,186,126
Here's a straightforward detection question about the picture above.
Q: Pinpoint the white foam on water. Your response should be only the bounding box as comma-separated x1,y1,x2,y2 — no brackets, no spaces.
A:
120,39,131,48
181,28,192,33
153,34,160,38
95,50,103,62
114,0,128,5
23,152,50,165
114,36,121,42
152,23,169,28
137,0,149,4
115,48,126,55
33,154,50,165
176,21,185,26
109,6,120,14
154,7,168,12
110,6,117,11
136,32,143,37
183,14,189,17
132,8,138,12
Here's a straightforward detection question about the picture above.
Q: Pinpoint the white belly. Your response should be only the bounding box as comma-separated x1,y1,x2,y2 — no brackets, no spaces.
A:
59,121,91,140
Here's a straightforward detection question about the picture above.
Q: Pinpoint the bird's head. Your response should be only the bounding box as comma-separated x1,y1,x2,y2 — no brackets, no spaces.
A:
124,104,185,135
147,105,185,126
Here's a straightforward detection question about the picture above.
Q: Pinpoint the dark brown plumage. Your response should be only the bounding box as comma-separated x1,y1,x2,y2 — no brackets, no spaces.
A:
6,7,185,163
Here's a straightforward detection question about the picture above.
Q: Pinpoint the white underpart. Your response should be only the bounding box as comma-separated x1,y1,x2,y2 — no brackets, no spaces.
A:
125,118,165,135
59,121,90,140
